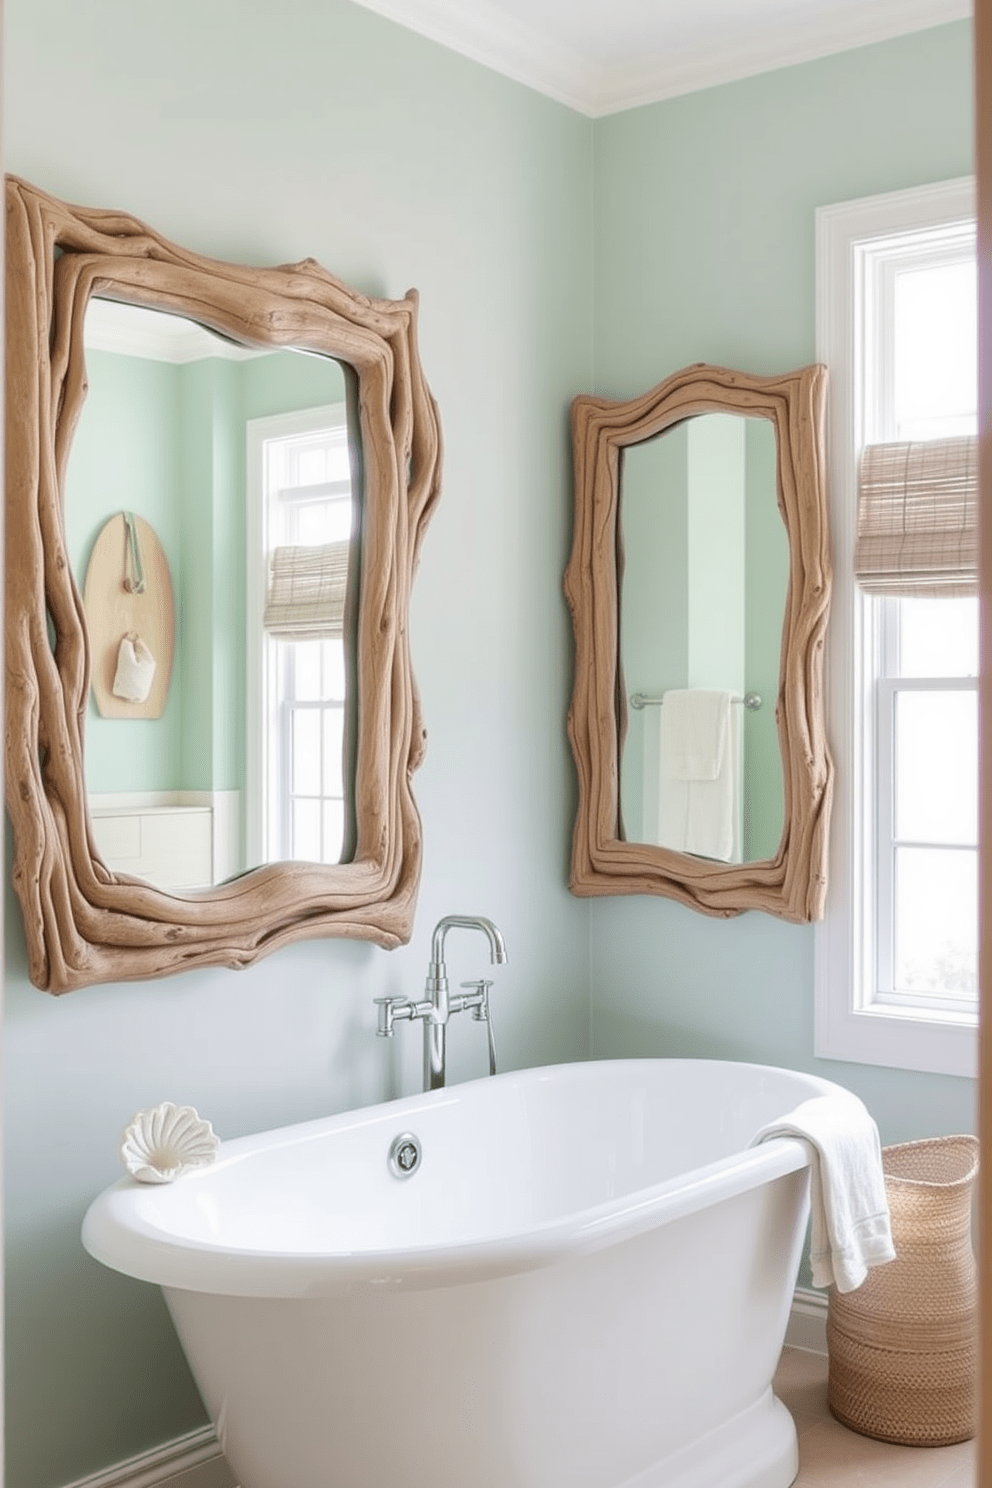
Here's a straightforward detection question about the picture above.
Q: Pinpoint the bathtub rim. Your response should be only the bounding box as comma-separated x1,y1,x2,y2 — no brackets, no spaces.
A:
81,1058,835,1298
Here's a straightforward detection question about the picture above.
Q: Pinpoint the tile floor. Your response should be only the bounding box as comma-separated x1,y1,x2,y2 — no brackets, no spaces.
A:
773,1348,976,1487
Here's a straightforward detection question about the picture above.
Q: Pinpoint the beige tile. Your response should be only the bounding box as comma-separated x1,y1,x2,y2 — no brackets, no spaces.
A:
792,1415,975,1488
932,1460,977,1488
773,1347,831,1434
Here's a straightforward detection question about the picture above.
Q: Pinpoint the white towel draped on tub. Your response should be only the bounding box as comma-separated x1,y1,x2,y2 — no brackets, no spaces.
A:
750,1094,896,1293
644,689,740,861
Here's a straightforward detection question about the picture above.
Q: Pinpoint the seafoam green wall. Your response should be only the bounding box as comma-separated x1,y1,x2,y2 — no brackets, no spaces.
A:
617,425,689,836
744,417,786,861
177,356,238,795
686,415,745,693
589,23,977,1147
2,5,593,1486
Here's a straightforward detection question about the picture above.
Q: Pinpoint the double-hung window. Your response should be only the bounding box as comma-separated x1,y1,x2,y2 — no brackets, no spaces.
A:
246,405,356,867
815,179,978,1078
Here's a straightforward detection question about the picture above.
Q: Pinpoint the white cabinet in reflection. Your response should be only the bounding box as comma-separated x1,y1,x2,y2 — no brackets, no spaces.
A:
89,791,240,891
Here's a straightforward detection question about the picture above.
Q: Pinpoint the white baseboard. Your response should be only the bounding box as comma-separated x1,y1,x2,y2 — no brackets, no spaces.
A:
59,1426,235,1488
59,1290,827,1488
784,1285,829,1355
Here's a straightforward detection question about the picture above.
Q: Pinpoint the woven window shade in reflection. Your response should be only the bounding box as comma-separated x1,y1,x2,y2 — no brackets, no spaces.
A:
854,437,977,597
263,540,350,639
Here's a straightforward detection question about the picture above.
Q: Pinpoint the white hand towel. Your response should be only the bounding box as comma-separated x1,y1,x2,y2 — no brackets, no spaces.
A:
750,1094,896,1293
660,689,729,780
651,690,739,861
112,633,157,703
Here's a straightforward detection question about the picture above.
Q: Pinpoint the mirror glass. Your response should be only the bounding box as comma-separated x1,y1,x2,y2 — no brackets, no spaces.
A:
67,298,360,893
617,412,788,864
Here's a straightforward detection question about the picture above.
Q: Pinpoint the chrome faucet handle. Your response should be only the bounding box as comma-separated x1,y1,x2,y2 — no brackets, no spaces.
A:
460,980,497,1076
374,995,412,1037
460,979,493,1020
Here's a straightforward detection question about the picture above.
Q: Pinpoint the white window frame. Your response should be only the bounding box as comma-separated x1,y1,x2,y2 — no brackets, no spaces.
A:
245,403,349,867
814,177,978,1079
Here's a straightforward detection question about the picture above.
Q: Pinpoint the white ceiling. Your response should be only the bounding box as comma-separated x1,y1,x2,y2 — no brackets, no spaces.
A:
85,299,262,362
350,0,969,115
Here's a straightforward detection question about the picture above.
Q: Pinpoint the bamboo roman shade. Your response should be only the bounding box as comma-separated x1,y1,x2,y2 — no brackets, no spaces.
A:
263,540,351,639
854,436,978,597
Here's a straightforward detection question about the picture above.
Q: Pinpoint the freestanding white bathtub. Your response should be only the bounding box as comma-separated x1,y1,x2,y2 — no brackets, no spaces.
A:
83,1059,847,1488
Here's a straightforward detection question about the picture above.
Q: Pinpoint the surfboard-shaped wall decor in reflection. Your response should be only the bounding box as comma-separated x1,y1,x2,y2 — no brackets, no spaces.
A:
83,512,175,718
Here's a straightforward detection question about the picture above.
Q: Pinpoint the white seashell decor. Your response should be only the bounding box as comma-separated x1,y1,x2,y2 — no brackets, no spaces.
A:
120,1102,219,1184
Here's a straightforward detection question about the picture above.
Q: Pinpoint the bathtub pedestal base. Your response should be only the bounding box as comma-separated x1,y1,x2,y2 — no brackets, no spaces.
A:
622,1390,797,1488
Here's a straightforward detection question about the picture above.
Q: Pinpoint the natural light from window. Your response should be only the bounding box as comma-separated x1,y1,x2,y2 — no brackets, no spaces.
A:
893,259,976,440
881,256,978,1017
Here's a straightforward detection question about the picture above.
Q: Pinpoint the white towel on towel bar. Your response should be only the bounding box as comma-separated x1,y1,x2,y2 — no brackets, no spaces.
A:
661,688,729,780
648,689,740,861
750,1094,896,1293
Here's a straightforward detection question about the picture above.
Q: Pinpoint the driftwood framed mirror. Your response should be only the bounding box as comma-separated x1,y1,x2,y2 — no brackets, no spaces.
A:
564,363,832,923
5,176,441,992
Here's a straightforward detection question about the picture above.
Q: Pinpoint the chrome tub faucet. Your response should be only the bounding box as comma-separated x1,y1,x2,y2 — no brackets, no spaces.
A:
375,915,507,1091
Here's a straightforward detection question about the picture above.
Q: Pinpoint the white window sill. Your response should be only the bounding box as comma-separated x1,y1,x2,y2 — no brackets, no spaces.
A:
814,993,977,1079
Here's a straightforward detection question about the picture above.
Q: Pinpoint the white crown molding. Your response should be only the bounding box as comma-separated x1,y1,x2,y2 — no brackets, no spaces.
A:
349,0,970,117
593,0,972,116
84,298,262,363
347,0,598,111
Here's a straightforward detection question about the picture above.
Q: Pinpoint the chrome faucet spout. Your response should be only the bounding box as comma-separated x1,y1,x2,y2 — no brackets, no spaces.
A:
430,914,508,970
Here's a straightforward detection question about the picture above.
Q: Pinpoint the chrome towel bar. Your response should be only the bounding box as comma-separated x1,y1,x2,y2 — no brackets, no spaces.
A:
630,691,762,711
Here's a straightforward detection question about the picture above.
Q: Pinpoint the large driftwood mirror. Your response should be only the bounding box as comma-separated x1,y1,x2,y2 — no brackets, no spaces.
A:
5,177,441,992
564,363,832,923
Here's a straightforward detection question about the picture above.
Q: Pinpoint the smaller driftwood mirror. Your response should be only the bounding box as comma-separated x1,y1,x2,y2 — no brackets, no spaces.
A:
5,177,441,991
564,363,832,923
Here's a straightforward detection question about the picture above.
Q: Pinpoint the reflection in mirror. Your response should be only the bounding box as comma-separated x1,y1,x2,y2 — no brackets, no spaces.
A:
618,413,788,864
565,362,831,924
69,300,360,893
247,398,358,872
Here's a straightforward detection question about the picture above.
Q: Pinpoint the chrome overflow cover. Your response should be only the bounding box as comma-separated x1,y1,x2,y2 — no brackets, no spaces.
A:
388,1132,422,1179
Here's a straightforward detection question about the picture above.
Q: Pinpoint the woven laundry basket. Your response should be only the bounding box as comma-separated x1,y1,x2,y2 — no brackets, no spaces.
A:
826,1135,979,1446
